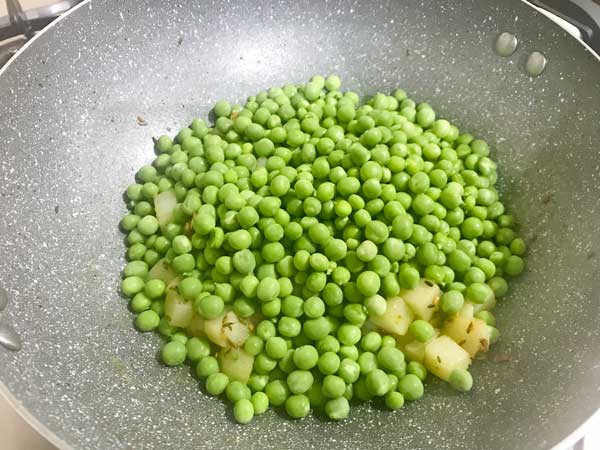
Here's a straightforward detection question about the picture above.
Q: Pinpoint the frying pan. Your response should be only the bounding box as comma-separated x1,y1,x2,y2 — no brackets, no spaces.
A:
0,1,599,449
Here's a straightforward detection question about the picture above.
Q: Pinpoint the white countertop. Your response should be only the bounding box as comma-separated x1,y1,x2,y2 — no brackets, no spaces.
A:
0,0,59,16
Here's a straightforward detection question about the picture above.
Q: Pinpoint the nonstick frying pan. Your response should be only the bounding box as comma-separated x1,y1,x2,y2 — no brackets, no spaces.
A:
0,1,599,449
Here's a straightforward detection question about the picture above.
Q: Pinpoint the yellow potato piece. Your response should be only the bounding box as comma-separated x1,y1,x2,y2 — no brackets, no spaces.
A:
401,279,441,321
442,303,474,343
204,310,251,348
219,347,254,383
154,189,177,231
164,280,193,328
147,258,178,285
461,318,491,357
369,297,413,336
424,335,471,381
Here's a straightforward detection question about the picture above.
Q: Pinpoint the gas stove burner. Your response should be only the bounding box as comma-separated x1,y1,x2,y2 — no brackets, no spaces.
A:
0,0,82,66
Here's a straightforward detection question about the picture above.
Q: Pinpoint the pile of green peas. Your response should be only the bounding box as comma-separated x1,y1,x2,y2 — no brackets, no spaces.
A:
120,75,526,424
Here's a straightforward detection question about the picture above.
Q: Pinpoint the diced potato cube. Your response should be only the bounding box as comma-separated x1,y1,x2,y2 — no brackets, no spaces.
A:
442,303,474,343
164,281,193,328
369,297,414,336
461,318,491,357
401,279,441,321
154,189,177,230
424,335,471,381
218,347,254,383
204,310,251,348
204,315,227,347
147,258,178,285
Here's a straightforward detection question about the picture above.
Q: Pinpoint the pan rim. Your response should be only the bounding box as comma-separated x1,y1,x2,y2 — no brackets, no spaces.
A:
0,0,89,446
0,381,74,449
0,0,91,80
0,0,597,449
550,408,600,450
521,0,600,61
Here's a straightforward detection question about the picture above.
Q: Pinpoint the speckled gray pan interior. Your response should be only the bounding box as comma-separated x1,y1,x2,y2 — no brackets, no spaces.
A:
0,0,599,449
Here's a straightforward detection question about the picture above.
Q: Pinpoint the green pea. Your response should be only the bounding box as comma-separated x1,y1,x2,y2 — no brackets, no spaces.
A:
183,337,210,362
509,238,527,256
398,374,424,400
489,326,501,344
293,345,319,370
124,260,148,279
265,379,289,406
398,265,420,289
488,276,509,297
226,381,252,403
385,391,405,410
475,310,496,326
278,317,302,337
447,249,472,273
309,253,329,272
355,240,377,263
261,298,281,318
251,392,269,415
135,310,160,332
324,396,350,420
130,292,151,313
409,320,436,342
449,369,473,392
365,220,389,244
161,341,187,366
356,271,381,296
504,255,525,276
364,295,387,317
253,352,277,374
441,290,465,314
144,279,166,299
256,277,280,302
262,242,285,263
382,238,405,262
301,296,323,318
171,253,196,273
122,276,145,297
334,323,360,346
381,273,400,298
287,370,314,394
300,316,330,340
197,295,224,319
464,267,486,285
375,349,402,377
365,369,390,396
233,399,254,424
320,374,345,399
315,352,340,376
466,282,493,304
256,335,284,359
407,361,427,381
205,372,229,396
241,335,263,356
